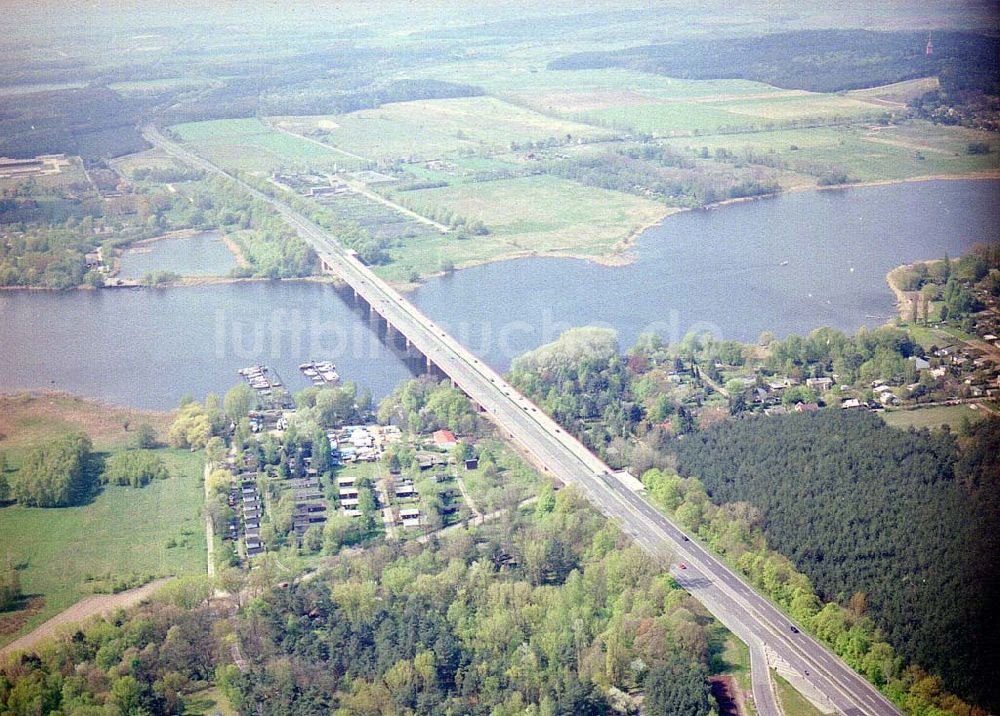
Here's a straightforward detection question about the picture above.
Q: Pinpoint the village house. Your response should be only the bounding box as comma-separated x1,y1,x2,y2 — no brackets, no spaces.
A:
805,376,833,392
433,429,458,449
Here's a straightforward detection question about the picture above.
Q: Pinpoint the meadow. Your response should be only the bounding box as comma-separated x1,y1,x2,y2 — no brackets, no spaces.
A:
0,449,205,645
380,173,667,278
0,393,204,645
881,403,988,431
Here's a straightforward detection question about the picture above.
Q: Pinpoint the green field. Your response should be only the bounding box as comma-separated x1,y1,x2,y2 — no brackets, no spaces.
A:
0,448,205,645
881,404,988,431
183,686,237,716
172,118,364,172
584,102,760,135
382,174,666,277
275,96,613,161
571,87,884,136
110,77,212,94
661,121,1000,183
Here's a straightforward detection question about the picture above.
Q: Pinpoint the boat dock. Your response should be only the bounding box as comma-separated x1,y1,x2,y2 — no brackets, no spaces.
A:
298,360,339,386
238,365,285,397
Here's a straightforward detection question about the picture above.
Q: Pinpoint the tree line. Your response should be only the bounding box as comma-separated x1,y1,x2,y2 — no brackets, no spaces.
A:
548,30,1000,94
671,411,1000,712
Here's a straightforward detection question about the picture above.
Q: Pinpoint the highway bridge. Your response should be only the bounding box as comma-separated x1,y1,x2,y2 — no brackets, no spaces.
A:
144,125,901,716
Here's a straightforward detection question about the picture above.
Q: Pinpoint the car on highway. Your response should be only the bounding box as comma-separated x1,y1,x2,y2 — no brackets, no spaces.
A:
678,563,687,569
790,625,799,633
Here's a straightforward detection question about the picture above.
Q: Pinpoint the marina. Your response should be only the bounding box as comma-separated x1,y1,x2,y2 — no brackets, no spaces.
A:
238,365,285,397
299,360,339,386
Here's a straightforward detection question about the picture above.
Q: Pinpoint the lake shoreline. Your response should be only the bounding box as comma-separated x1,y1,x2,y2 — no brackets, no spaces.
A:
403,172,1000,281
0,173,995,294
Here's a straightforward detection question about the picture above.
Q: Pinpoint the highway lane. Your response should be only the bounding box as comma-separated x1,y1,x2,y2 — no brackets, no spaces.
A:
145,126,901,716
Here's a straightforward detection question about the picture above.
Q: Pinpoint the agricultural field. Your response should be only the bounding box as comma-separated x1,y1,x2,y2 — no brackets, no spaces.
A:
379,174,668,278
274,96,614,161
580,91,887,136
846,76,940,105
661,121,1000,183
410,61,791,101
171,118,365,173
583,102,760,135
0,393,204,645
109,77,213,95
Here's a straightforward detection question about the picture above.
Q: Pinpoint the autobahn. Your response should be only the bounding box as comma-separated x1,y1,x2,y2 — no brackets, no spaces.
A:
144,125,901,716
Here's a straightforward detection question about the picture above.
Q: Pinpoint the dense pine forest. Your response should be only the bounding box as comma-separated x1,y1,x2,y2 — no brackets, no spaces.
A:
549,30,1000,94
673,412,1000,710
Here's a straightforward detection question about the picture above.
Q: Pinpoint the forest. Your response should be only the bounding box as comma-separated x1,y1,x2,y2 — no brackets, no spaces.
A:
1,31,480,162
0,172,318,288
543,146,780,208
0,87,149,162
549,30,1000,94
0,488,721,716
508,326,1000,712
672,412,1000,711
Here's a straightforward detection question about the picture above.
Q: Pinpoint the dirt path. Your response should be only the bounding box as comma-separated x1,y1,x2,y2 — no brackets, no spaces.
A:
0,578,173,659
455,473,482,519
204,462,216,577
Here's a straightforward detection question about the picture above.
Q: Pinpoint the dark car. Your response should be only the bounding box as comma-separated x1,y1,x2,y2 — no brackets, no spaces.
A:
790,625,799,634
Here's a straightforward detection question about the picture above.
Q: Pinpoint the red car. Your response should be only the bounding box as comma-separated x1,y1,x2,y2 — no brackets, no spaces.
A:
678,563,687,570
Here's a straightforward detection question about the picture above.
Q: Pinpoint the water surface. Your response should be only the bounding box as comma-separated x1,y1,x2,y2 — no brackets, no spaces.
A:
411,180,998,367
0,282,416,409
117,231,237,279
0,180,995,408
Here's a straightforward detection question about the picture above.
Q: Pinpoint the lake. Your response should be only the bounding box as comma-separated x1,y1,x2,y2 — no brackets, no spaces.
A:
117,231,237,279
0,180,996,408
0,282,418,409
412,180,998,366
